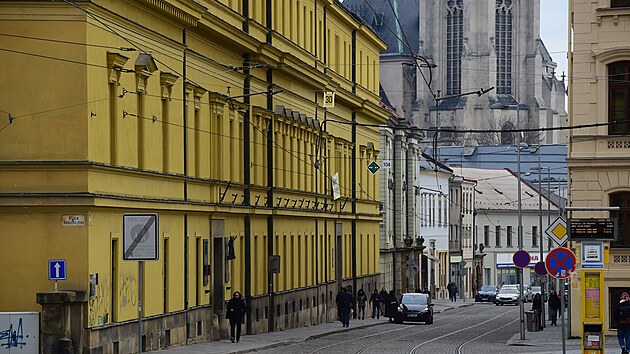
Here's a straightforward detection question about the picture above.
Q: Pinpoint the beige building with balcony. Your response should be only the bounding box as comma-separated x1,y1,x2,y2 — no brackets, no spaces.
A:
568,0,630,337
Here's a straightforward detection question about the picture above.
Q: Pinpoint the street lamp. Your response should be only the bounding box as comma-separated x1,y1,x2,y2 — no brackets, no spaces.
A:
529,146,549,330
516,137,526,340
490,100,525,338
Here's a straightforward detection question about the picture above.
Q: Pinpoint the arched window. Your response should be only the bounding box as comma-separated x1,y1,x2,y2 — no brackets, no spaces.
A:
609,61,630,135
501,122,515,145
446,0,464,96
495,0,513,94
610,192,630,248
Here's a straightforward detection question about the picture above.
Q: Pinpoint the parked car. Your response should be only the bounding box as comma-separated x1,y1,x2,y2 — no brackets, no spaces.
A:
499,284,532,302
523,284,533,302
395,292,434,324
495,286,520,306
475,285,498,302
531,286,546,301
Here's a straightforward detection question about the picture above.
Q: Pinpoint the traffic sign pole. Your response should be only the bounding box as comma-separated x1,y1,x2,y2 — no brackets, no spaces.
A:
139,261,143,354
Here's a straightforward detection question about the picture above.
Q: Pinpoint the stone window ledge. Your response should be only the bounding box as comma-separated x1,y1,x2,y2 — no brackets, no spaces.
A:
596,7,630,25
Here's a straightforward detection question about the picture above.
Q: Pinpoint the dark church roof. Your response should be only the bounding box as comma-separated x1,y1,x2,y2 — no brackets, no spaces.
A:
342,0,419,56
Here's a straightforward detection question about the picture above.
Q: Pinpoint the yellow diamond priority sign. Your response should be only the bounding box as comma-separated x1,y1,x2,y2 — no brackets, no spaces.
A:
546,216,568,246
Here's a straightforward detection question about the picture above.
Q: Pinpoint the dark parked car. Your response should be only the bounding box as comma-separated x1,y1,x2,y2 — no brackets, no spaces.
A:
475,285,498,302
395,293,434,324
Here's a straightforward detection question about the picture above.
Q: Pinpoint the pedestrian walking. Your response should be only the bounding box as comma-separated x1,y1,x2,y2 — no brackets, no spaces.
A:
336,286,354,327
448,282,458,302
548,290,560,326
379,288,388,316
357,289,367,320
226,291,247,343
385,290,398,322
335,287,345,323
617,292,630,354
532,293,543,330
369,289,382,319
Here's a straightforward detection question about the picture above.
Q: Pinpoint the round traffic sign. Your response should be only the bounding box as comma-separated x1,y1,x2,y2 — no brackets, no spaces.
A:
534,261,547,276
545,247,576,279
513,250,531,269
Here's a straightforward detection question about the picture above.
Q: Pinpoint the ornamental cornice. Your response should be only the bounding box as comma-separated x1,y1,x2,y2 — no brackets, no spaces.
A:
138,0,203,27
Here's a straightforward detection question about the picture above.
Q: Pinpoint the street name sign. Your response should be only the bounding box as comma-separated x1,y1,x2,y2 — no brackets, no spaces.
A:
48,259,67,280
545,216,568,246
123,214,159,261
545,247,576,279
512,250,531,269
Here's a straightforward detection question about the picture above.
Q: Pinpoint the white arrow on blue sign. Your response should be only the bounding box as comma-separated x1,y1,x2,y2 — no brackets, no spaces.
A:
48,259,67,280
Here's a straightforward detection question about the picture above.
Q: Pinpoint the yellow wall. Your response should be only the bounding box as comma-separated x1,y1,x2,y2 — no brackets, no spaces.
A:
0,0,388,330
568,0,630,335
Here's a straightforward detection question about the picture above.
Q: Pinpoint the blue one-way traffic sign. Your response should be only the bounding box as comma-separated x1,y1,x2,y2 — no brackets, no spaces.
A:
48,259,67,280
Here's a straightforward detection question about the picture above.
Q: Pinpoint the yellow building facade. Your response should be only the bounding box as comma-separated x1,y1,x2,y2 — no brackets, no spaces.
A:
568,0,630,337
0,0,388,352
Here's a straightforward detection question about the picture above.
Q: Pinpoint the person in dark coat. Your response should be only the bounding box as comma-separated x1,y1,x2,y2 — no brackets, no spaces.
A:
226,291,247,343
335,287,345,323
369,289,382,319
356,289,368,320
385,290,398,322
548,290,560,326
532,293,543,330
617,292,630,354
448,282,457,302
336,287,354,327
379,288,388,316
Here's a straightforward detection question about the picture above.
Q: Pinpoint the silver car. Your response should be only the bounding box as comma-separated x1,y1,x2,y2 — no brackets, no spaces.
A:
523,284,533,302
495,286,519,306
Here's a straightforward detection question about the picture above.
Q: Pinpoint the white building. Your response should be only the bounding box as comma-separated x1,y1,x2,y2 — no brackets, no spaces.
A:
418,154,452,298
459,167,559,287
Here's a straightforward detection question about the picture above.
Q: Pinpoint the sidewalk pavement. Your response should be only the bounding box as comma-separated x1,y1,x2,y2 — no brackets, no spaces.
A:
159,301,624,354
507,317,619,354
158,299,473,354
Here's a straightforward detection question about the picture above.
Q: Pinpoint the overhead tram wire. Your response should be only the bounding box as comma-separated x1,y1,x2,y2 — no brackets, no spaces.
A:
15,1,599,209
0,32,136,51
361,0,436,97
1,27,622,88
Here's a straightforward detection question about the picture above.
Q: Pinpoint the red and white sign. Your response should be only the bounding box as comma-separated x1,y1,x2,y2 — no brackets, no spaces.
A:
545,247,576,279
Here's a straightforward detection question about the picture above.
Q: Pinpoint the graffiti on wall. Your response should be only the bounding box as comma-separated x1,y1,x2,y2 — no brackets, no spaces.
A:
0,318,26,350
88,282,110,327
0,313,38,354
119,273,137,308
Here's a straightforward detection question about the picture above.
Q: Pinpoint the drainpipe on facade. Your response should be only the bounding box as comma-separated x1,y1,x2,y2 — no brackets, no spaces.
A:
243,52,253,335
266,67,275,332
351,30,358,311
182,28,190,344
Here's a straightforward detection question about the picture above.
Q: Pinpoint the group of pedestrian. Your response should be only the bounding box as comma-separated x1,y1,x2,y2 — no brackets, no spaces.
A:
335,286,355,327
447,282,459,302
548,289,561,326
220,286,630,350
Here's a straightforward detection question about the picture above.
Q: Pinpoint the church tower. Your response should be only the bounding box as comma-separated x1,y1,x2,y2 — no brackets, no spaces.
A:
344,0,567,145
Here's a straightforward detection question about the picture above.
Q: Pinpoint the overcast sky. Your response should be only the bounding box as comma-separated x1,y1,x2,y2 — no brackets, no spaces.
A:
540,0,569,80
